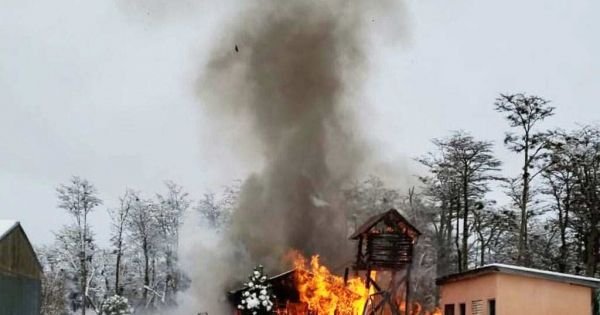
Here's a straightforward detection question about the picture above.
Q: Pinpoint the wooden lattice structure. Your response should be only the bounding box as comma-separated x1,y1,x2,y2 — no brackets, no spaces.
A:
349,209,421,315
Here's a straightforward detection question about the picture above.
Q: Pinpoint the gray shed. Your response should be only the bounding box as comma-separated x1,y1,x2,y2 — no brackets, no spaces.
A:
0,220,42,315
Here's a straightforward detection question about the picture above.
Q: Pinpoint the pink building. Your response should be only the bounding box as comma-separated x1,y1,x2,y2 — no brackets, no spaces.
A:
436,264,600,315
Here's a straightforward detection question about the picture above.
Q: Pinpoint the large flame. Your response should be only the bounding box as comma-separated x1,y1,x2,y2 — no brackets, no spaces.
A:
290,252,370,315
288,251,442,315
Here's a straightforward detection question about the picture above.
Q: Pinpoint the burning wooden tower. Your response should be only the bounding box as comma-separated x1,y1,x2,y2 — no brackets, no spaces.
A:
350,209,421,315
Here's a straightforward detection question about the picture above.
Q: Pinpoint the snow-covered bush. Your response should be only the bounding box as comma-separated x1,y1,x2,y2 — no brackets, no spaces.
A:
101,295,133,315
237,265,275,315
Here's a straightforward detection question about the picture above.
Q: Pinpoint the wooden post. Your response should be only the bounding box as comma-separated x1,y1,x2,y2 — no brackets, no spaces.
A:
351,210,421,315
405,265,412,315
356,237,364,268
343,267,349,285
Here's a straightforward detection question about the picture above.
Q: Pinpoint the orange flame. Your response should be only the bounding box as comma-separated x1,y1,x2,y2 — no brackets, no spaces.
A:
287,251,442,315
400,301,442,315
430,307,442,315
290,252,370,315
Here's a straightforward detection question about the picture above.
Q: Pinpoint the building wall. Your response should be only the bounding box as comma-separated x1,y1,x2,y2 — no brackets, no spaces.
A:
0,226,42,315
0,272,41,315
440,273,593,315
496,273,592,315
0,226,41,279
439,274,498,315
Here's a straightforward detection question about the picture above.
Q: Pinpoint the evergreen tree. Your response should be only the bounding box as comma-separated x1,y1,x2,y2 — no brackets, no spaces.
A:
237,265,275,315
101,295,133,315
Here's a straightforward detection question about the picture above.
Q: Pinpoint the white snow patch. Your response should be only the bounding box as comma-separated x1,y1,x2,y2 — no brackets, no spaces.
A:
486,263,600,284
310,195,329,207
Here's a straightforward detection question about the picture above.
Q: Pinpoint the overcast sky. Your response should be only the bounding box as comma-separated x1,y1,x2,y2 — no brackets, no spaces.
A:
1,0,599,246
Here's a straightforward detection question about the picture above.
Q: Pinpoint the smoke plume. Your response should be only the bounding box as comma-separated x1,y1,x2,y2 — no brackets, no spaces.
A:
179,1,405,313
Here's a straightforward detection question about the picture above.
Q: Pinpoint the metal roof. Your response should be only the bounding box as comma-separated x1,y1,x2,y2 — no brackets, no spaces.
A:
436,263,600,288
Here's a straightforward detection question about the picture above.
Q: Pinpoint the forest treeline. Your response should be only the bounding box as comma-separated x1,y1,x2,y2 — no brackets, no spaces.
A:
38,93,600,314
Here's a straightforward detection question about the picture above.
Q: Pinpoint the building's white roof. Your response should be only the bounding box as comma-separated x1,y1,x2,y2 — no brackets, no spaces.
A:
0,220,19,240
486,263,600,284
437,262,600,288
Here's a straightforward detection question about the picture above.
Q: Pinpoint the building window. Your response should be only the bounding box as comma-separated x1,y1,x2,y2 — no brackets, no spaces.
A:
472,300,483,315
459,303,466,315
488,299,496,315
444,304,455,315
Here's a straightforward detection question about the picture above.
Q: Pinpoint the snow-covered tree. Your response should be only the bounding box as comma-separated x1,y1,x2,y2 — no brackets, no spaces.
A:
343,176,403,230
101,295,133,315
495,93,555,265
56,177,102,315
108,189,136,296
126,193,160,309
418,131,503,272
154,181,191,304
237,265,275,315
53,225,112,314
89,249,115,310
37,245,69,315
196,183,240,230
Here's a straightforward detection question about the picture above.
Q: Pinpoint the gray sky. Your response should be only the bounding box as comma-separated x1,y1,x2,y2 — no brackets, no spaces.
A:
1,0,599,246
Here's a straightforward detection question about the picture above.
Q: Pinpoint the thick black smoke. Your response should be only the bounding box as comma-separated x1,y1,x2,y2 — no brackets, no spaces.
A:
201,0,373,268
180,1,405,313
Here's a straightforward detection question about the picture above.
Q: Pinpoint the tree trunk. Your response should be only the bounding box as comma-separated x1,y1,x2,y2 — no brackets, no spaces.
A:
438,199,451,276
586,224,598,276
454,194,462,272
518,132,530,265
81,213,87,315
446,199,453,253
480,238,485,266
558,189,569,273
475,214,485,267
586,203,599,276
549,177,569,273
165,250,173,304
81,255,86,315
462,175,469,271
143,238,150,303
115,240,122,295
